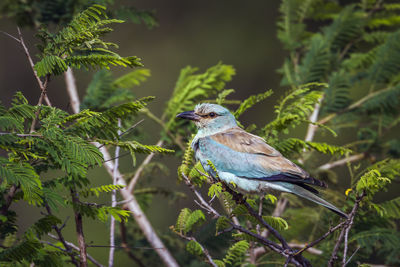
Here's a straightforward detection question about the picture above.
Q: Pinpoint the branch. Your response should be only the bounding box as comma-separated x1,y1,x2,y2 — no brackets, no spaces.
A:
48,233,104,267
17,27,51,106
318,87,394,125
71,189,88,267
108,119,121,267
328,193,365,267
173,232,218,267
127,139,164,192
294,221,347,256
120,220,146,267
225,186,291,250
0,132,42,137
45,204,79,267
65,67,80,114
180,172,306,267
141,108,186,150
318,153,365,170
30,75,50,132
304,96,324,142
1,185,18,216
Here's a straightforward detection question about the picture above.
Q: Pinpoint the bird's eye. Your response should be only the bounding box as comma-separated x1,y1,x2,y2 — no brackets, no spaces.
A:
209,112,217,118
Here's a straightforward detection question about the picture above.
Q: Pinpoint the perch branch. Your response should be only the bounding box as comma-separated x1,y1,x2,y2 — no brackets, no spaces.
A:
180,172,307,267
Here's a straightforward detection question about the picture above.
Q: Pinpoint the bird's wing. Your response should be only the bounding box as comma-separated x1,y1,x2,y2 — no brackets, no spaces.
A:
203,127,326,188
209,127,282,156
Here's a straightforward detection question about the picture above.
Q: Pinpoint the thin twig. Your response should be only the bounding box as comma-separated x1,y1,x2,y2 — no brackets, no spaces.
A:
318,87,394,125
97,119,145,150
328,193,365,267
120,119,145,137
108,119,121,267
283,256,291,267
17,27,51,106
120,220,146,267
0,132,42,137
294,221,347,256
0,30,21,43
342,225,351,266
48,233,104,267
127,139,164,192
45,204,79,267
174,232,218,267
318,153,365,170
141,108,186,150
344,246,360,266
30,75,50,132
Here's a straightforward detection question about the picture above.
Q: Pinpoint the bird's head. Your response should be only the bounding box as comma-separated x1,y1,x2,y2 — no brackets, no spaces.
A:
176,103,237,133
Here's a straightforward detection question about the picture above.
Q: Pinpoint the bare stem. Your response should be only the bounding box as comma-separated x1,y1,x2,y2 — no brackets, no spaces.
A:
318,153,365,171
120,221,146,267
45,204,79,267
30,75,50,132
304,96,324,142
127,139,164,192
174,232,218,267
65,67,80,113
318,87,394,125
328,193,365,267
141,108,185,150
17,27,51,106
108,119,121,267
71,189,88,267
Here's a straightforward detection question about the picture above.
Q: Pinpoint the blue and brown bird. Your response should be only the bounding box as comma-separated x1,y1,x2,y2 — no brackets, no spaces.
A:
177,103,348,218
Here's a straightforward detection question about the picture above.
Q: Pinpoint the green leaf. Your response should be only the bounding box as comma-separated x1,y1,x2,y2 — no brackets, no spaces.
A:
186,240,203,256
223,240,249,265
234,90,273,118
262,216,289,231
208,182,223,198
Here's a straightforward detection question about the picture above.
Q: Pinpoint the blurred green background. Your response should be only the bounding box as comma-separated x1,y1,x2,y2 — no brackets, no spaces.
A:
0,1,291,265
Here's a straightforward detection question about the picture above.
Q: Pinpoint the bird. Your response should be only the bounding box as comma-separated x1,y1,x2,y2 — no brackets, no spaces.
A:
177,103,348,218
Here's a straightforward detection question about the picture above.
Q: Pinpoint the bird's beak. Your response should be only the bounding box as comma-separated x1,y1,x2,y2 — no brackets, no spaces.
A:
176,110,201,121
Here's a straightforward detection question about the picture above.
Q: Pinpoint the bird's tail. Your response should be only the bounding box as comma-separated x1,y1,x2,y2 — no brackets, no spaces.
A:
275,182,348,218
